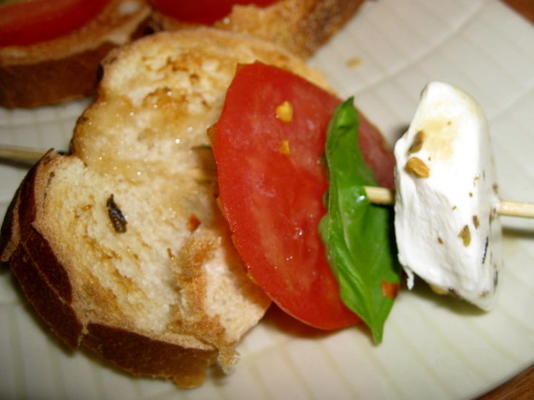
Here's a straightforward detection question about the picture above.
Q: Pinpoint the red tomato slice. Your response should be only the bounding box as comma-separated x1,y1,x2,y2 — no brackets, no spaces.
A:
149,0,276,25
0,0,110,47
213,63,395,330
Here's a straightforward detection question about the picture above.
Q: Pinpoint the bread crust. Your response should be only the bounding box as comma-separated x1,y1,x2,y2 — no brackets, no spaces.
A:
0,183,20,263
82,324,216,388
150,0,365,58
16,158,73,302
6,157,81,347
0,0,150,108
10,245,83,348
0,43,115,109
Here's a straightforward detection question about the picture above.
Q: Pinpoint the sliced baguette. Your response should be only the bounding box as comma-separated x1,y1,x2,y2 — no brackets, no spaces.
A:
0,0,150,108
0,28,330,387
150,0,365,58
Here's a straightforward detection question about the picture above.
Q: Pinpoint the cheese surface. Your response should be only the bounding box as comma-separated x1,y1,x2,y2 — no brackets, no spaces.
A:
394,81,502,310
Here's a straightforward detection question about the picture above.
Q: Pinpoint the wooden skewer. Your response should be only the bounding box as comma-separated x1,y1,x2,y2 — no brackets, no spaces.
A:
1,144,533,218
494,201,534,218
363,186,534,218
0,144,51,163
363,186,395,205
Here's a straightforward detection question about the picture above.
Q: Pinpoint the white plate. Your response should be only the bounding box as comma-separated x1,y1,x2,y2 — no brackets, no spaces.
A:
1,0,533,399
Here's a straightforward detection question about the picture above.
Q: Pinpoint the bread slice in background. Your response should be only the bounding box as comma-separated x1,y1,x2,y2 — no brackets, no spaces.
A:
150,0,366,58
0,0,360,109
0,28,330,387
0,0,150,108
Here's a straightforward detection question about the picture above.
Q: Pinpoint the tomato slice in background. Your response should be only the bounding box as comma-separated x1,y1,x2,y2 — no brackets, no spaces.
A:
213,63,395,330
0,0,110,47
149,0,277,25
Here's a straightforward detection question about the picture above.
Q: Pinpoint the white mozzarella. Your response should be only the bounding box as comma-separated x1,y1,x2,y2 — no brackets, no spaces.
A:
394,81,502,310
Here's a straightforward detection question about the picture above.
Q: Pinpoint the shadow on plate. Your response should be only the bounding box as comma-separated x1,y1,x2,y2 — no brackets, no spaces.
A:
0,157,35,170
260,302,372,343
407,276,487,316
502,226,534,240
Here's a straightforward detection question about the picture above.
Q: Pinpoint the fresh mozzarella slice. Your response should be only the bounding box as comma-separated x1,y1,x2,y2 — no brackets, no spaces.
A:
393,81,502,310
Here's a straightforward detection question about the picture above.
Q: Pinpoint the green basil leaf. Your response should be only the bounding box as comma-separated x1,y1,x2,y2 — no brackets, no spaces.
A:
319,98,400,344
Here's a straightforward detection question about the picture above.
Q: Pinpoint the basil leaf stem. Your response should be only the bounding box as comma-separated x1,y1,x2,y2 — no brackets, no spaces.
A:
319,98,400,344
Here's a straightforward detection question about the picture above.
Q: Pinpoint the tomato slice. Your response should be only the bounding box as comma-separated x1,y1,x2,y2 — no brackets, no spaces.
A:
149,0,277,25
0,0,110,47
213,63,395,330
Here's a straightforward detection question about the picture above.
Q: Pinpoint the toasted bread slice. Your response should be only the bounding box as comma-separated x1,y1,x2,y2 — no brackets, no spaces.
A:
150,0,365,58
0,0,150,108
0,28,329,387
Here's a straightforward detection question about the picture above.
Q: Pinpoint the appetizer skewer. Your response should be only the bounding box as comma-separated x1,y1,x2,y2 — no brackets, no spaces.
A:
2,143,532,218
2,143,534,219
0,74,531,340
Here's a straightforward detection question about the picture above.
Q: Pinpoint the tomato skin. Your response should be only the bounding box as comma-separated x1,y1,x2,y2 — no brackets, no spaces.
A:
0,0,110,47
358,113,396,189
149,0,277,25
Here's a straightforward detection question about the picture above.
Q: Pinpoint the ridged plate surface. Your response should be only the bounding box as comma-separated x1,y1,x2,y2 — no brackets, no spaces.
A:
1,0,533,399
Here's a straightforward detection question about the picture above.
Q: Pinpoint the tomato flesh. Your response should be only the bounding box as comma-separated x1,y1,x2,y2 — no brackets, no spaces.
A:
149,0,277,25
213,63,395,330
0,0,109,47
